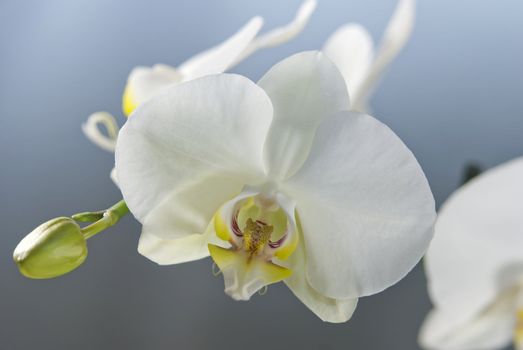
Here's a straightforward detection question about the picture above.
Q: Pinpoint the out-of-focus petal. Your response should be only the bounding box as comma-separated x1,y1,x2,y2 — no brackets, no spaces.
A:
123,64,182,116
353,0,416,110
424,157,523,335
419,288,518,350
110,167,118,185
258,51,349,181
284,111,435,299
322,24,374,105
232,0,317,65
177,17,263,80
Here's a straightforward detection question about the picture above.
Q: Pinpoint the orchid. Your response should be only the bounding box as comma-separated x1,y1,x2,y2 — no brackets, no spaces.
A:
115,51,436,322
419,157,523,349
322,0,415,111
82,0,316,172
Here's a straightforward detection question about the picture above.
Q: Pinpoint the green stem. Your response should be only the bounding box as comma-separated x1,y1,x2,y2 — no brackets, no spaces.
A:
80,200,129,240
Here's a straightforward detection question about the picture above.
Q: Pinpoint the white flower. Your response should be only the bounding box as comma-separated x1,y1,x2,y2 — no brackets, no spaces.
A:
82,0,316,183
323,0,415,111
419,157,523,349
115,51,435,322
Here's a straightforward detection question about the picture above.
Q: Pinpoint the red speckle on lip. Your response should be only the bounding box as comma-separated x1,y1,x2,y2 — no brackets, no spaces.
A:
231,211,243,237
269,236,286,248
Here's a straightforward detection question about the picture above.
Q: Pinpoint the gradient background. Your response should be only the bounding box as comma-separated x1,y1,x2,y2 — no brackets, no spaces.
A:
1,0,522,349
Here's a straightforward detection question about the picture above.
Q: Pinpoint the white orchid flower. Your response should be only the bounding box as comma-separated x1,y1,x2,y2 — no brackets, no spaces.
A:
419,157,523,349
323,0,415,111
114,51,436,322
82,0,316,163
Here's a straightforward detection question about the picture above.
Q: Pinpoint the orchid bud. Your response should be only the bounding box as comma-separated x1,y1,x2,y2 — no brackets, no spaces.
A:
13,217,87,279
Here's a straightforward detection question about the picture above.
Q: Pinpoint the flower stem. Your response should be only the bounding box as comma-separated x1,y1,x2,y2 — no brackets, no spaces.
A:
79,200,129,240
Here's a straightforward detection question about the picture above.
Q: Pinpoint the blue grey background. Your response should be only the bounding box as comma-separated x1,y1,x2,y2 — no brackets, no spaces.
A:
1,0,522,349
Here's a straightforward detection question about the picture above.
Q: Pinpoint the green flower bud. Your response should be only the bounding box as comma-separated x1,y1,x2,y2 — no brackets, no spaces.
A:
13,217,87,279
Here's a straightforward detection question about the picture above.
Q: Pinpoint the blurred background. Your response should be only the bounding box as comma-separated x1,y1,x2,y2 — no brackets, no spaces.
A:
1,0,522,349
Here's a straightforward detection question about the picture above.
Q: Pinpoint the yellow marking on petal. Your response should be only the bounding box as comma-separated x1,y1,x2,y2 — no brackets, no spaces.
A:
208,244,292,293
258,258,293,285
213,210,232,242
208,244,238,269
274,228,299,260
514,309,523,348
122,84,138,117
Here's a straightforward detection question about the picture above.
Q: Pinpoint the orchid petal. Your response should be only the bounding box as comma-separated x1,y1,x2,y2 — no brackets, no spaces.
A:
419,288,518,350
424,157,523,333
322,24,374,108
231,0,317,66
138,173,246,242
138,211,227,265
123,64,182,116
209,244,292,301
354,0,415,110
109,167,118,185
115,74,273,226
284,111,435,299
138,227,211,265
283,228,358,323
177,17,263,81
258,51,350,181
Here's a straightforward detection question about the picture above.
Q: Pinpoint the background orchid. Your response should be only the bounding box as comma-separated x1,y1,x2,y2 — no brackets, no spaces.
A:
82,0,316,181
115,51,436,322
420,157,523,350
323,0,415,112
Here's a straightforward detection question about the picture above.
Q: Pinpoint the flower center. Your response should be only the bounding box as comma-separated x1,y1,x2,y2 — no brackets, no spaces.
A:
243,218,273,255
208,188,299,301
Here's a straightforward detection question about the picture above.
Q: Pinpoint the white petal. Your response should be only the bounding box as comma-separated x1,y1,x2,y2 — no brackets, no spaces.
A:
82,111,119,153
282,235,358,323
138,229,211,265
283,111,435,299
322,24,374,107
231,0,317,66
258,51,350,181
110,167,118,186
419,288,518,350
354,0,416,110
115,74,273,226
424,157,523,332
138,213,224,265
138,173,246,241
125,64,182,111
177,17,263,81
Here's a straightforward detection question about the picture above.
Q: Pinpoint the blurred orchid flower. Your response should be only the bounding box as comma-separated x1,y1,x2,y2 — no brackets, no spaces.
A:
114,51,436,322
82,0,316,170
419,157,523,349
323,0,415,111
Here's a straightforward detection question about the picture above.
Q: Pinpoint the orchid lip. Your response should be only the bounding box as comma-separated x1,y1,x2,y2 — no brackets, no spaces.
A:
208,187,299,300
